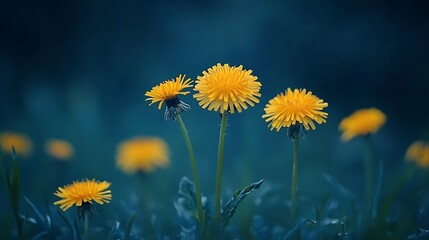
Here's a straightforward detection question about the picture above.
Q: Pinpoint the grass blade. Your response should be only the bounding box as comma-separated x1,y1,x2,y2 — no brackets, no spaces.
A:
73,216,82,240
125,212,136,240
44,194,52,229
0,148,11,192
107,221,120,240
24,196,46,228
323,173,357,200
10,147,22,238
372,159,384,219
31,230,49,240
58,210,76,240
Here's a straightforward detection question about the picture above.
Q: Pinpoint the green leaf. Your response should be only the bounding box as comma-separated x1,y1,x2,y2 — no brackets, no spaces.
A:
19,213,36,224
73,216,81,240
10,147,22,237
11,147,21,207
43,195,52,229
124,212,136,240
57,210,76,240
32,230,50,240
174,177,200,239
178,176,197,211
24,196,47,229
372,159,384,219
221,179,264,227
323,174,356,200
0,148,11,194
21,210,29,237
107,221,120,240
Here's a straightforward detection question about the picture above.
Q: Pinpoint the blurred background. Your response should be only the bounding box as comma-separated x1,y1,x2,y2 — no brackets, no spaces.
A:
1,0,428,237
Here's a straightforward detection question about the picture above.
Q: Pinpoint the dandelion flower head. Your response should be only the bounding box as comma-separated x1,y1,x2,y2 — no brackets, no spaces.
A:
54,179,112,211
45,138,74,160
0,132,33,156
262,88,328,131
145,75,192,120
339,108,386,142
116,137,170,174
145,74,192,109
193,63,261,114
405,141,429,168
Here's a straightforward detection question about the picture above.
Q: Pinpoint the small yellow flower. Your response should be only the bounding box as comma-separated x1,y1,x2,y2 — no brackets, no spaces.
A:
339,108,386,142
54,179,112,211
193,63,261,114
45,139,74,161
145,75,192,120
0,132,33,156
116,137,170,174
262,88,328,132
405,141,429,168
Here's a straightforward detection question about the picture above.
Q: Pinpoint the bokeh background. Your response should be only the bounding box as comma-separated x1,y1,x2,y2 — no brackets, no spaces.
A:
1,0,428,237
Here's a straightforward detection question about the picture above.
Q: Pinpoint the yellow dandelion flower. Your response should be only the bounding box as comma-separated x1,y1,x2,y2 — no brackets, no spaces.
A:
262,88,328,132
45,139,74,161
405,141,429,168
145,74,192,120
193,63,261,114
0,132,33,156
116,137,170,174
339,108,386,142
54,179,112,211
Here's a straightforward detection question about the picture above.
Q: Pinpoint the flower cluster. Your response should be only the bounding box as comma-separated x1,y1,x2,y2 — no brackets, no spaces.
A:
145,64,329,136
37,62,420,240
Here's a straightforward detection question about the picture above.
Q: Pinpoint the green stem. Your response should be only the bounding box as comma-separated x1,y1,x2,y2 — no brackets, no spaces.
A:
176,115,205,227
215,113,228,221
377,163,415,221
363,136,374,217
84,211,89,240
291,131,299,220
139,174,155,240
138,174,152,213
10,149,22,239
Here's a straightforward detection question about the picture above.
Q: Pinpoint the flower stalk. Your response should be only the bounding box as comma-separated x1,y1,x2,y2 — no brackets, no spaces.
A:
262,89,328,220
215,113,228,221
291,131,299,220
363,136,374,217
83,210,89,240
176,115,205,226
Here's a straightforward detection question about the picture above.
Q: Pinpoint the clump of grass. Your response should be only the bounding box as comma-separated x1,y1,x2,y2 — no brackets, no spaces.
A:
0,147,23,239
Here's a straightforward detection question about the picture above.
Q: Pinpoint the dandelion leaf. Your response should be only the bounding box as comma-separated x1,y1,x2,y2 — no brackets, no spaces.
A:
221,179,264,227
178,176,197,211
174,177,198,239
